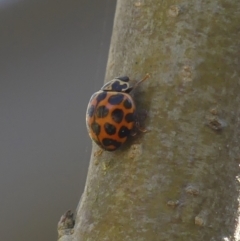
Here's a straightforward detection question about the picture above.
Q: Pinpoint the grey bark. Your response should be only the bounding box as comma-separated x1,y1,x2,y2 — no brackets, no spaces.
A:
58,0,240,240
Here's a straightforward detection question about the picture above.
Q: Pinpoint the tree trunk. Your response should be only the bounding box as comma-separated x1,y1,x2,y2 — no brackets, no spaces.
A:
58,0,240,240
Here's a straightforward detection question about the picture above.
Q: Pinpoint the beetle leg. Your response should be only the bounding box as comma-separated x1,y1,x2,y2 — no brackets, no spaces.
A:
134,110,149,133
130,128,137,136
94,149,103,157
137,125,148,133
135,120,148,133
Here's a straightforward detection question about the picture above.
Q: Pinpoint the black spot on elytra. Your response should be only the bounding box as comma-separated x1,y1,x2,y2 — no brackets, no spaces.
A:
102,138,121,149
118,126,130,138
87,105,95,117
96,91,107,103
108,94,124,105
104,123,116,135
125,113,135,123
123,99,132,109
111,109,124,123
91,122,101,135
116,76,129,82
96,105,109,118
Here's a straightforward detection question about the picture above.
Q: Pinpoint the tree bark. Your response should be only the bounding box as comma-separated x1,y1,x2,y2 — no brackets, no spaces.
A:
58,0,240,240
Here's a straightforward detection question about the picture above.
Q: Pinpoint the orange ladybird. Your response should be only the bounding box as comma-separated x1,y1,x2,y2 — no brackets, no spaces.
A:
86,74,149,151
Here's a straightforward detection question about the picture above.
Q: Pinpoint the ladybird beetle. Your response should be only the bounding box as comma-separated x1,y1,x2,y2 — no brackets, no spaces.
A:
86,74,149,151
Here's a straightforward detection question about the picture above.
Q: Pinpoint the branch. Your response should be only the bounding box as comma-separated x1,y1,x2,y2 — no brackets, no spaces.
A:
58,0,240,240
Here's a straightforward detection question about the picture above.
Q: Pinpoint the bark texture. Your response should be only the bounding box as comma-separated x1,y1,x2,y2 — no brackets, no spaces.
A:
58,0,240,240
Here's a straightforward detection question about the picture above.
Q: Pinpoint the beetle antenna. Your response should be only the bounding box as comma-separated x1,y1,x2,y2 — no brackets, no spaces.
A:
133,73,150,88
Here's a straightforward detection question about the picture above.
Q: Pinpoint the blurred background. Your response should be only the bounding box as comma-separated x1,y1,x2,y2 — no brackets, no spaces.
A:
0,0,116,240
